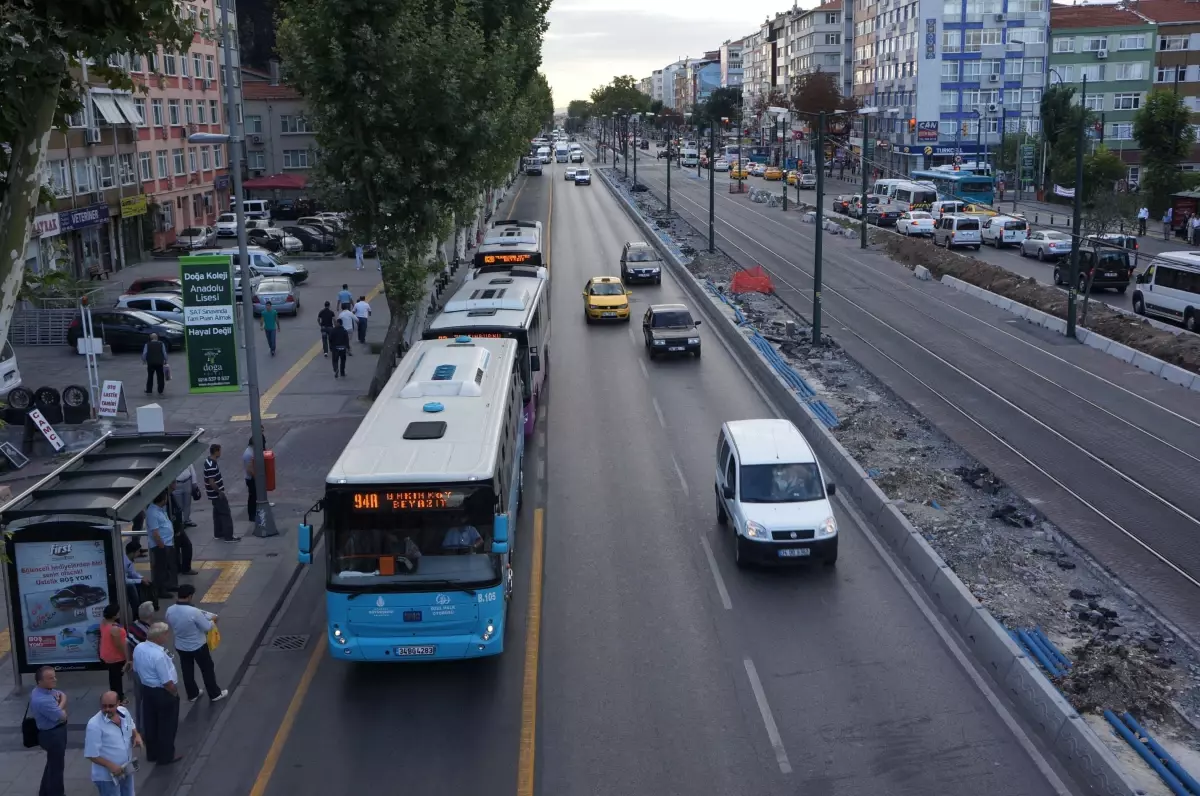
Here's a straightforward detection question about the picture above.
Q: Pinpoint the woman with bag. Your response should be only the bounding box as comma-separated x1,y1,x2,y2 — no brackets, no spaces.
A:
99,605,132,703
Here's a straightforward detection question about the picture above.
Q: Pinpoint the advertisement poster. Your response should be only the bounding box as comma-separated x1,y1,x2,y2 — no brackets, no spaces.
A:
180,255,240,394
13,539,114,667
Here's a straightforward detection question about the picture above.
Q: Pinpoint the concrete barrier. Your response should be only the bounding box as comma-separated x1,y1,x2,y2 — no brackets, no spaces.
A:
913,265,932,281
1131,351,1166,377
1105,342,1138,364
1160,364,1197,389
597,166,1139,796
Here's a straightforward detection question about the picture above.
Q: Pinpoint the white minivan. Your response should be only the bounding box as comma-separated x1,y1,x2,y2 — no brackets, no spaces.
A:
1132,252,1200,331
715,419,839,568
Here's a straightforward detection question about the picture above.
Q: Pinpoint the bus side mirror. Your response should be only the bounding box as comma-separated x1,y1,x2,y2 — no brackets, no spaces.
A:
492,515,509,555
298,523,313,565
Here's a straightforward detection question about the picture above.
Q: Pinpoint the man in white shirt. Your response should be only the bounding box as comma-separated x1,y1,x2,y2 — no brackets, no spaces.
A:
131,623,181,765
164,584,227,704
84,691,142,795
337,305,357,356
352,296,372,344
1137,206,1149,236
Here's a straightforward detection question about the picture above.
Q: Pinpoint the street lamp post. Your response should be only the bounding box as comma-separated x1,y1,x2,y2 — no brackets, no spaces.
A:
860,112,871,250
189,0,277,537
622,112,630,179
633,113,642,187
709,118,719,253
1067,74,1089,339
813,110,826,345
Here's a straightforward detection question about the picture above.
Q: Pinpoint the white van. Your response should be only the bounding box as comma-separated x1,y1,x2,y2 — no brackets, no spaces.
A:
932,213,982,249
1132,252,1200,331
889,181,939,212
980,215,1029,248
0,341,22,398
680,148,700,167
554,143,570,163
233,199,271,220
715,419,839,567
537,146,551,164
871,178,906,199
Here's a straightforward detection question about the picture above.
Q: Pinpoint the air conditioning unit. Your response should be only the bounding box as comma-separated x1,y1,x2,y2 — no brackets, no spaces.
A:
994,13,1005,21
988,74,999,82
85,128,102,144
251,169,265,178
250,134,263,144
987,103,999,113
1097,48,1108,59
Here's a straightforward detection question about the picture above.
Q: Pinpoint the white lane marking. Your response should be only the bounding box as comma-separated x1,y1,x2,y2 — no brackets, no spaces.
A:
699,535,731,610
638,358,649,379
537,460,546,481
628,325,638,345
743,658,792,774
670,452,689,495
833,493,1073,795
652,396,666,428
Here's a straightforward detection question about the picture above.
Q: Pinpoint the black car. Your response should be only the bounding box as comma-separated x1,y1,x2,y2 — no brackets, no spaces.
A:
280,225,336,252
1057,244,1132,293
620,241,663,284
866,206,900,227
66,309,185,352
50,584,108,611
643,303,702,359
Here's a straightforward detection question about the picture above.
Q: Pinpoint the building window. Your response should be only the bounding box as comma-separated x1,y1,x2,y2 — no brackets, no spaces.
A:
1079,64,1104,82
1115,62,1145,80
163,52,177,75
168,99,180,125
119,153,136,185
245,115,263,134
942,61,960,80
1127,165,1140,184
213,144,223,169
1110,122,1134,140
209,100,220,126
96,156,115,189
193,53,203,78
1052,37,1075,54
1118,35,1146,50
188,147,198,173
184,99,194,124
1156,66,1180,83
1009,28,1044,45
129,53,143,73
1082,36,1107,52
943,0,962,22
279,115,310,134
192,193,203,219
824,33,841,45
247,150,265,170
128,99,145,126
47,159,71,197
1112,92,1141,110
172,148,186,176
201,146,212,171
1009,0,1043,11
938,120,958,136
1159,35,1188,51
1082,94,1103,111
200,8,210,29
942,30,961,53
282,149,310,169
197,101,207,124
940,90,958,111
205,55,215,80
72,158,94,194
156,150,169,179
825,12,838,23
180,52,189,76
67,109,87,128
151,99,164,126
139,151,152,181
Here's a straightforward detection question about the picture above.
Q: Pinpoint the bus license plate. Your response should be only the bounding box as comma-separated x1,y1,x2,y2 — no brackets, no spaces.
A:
602,312,616,318
778,548,811,558
396,645,437,656
403,610,422,622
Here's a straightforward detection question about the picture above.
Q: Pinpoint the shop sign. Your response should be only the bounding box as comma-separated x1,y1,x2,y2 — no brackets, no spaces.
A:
58,203,111,232
916,121,939,142
32,213,61,238
179,255,240,393
214,174,231,190
120,194,148,218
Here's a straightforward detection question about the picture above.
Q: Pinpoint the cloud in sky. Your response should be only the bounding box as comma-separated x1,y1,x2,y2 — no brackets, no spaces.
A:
541,1,790,107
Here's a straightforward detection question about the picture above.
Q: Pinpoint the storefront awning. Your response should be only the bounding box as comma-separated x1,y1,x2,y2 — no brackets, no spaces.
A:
113,94,142,126
242,173,308,190
91,93,125,126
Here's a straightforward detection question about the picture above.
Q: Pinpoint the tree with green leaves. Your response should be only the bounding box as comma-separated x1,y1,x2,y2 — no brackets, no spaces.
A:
695,86,742,124
589,75,651,117
0,1,190,354
789,70,854,116
278,0,550,396
1039,84,1093,190
1134,88,1195,215
1082,145,1125,201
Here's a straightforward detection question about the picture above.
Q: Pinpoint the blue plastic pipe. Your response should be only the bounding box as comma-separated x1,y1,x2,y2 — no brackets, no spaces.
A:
1017,629,1063,677
1122,713,1200,796
1104,710,1192,796
1025,629,1068,674
1032,627,1072,670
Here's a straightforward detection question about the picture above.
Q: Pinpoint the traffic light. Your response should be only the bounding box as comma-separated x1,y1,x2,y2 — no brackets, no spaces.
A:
909,118,917,133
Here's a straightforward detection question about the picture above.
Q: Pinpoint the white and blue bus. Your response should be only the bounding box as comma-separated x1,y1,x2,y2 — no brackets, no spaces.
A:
298,336,525,662
909,169,995,206
424,267,549,437
473,219,545,270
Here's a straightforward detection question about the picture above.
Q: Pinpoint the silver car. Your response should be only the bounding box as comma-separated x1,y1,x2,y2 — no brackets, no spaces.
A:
252,277,299,316
1019,230,1073,261
175,226,216,249
234,265,265,301
115,293,185,324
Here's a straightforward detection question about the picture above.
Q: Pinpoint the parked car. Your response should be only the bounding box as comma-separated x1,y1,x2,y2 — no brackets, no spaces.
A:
1058,242,1132,293
233,267,265,301
174,226,216,250
248,227,303,254
574,168,591,186
215,213,239,237
116,293,185,324
296,217,338,237
280,225,336,253
1019,230,1072,261
196,247,309,284
897,211,935,236
0,341,22,399
252,277,300,316
932,214,982,249
66,309,185,352
125,276,182,295
980,215,1029,249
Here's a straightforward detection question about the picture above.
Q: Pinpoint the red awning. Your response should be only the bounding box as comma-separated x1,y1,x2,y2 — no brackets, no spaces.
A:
242,173,307,190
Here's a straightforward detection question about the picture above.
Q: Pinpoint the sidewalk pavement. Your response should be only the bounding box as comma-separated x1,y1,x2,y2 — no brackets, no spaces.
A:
0,186,510,796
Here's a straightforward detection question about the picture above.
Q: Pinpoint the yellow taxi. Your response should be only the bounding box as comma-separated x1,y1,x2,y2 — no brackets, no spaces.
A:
764,166,783,181
582,276,632,323
786,170,798,186
730,163,750,179
962,203,999,217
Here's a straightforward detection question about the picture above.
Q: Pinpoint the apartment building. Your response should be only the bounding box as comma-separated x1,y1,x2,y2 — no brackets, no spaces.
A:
675,62,694,112
662,59,689,108
720,39,745,89
741,14,790,127
786,2,849,99
239,64,316,195
1128,0,1200,169
638,75,653,97
651,69,665,103
692,51,723,107
1049,4,1154,184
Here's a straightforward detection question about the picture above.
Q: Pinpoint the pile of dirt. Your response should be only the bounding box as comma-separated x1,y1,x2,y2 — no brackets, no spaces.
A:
1060,636,1179,720
880,234,1200,374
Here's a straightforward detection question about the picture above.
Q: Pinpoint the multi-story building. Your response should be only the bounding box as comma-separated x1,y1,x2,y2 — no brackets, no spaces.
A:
691,51,723,107
125,0,232,250
638,75,653,97
661,59,689,109
651,69,665,104
1049,4,1154,185
786,1,849,99
742,14,789,132
720,39,745,89
675,62,694,113
239,62,316,195
1127,0,1200,171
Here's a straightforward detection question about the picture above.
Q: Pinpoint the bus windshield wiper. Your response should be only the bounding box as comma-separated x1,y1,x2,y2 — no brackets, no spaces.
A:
344,580,477,597
419,580,477,596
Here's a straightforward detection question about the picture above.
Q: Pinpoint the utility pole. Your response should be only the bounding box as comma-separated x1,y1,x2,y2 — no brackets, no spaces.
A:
666,117,672,212
1066,74,1087,339
813,111,826,345
633,113,639,186
860,113,870,250
709,120,717,253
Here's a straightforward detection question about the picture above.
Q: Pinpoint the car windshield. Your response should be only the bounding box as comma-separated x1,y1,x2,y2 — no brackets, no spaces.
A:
181,227,204,236
739,463,824,503
218,214,235,223
576,170,589,175
590,283,625,296
259,280,291,292
627,249,660,262
910,212,932,220
652,310,693,328
2,341,14,362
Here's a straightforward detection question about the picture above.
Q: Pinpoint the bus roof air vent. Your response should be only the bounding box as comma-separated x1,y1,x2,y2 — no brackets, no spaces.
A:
431,364,456,381
467,309,499,317
489,277,514,285
404,420,447,440
399,345,492,399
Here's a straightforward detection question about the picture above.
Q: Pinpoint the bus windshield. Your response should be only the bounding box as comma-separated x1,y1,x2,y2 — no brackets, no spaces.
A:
328,487,501,590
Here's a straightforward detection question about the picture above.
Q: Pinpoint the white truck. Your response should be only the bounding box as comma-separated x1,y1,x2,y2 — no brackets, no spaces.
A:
555,142,570,163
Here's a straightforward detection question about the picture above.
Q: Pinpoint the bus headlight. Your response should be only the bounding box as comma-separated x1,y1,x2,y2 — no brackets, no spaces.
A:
332,624,348,645
481,620,496,642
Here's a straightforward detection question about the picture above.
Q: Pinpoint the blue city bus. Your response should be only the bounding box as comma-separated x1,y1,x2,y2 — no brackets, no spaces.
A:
298,336,525,661
909,170,995,205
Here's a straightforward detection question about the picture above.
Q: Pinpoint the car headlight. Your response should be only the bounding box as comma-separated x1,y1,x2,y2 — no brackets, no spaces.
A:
616,304,628,310
687,337,700,344
588,304,600,310
745,521,769,539
819,516,837,537
653,339,666,346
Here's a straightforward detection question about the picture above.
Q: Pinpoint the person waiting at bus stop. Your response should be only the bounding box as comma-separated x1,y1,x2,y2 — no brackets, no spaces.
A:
145,490,178,597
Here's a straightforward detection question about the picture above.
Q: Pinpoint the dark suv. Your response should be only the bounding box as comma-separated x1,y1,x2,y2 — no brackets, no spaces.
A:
1056,243,1132,293
620,241,663,284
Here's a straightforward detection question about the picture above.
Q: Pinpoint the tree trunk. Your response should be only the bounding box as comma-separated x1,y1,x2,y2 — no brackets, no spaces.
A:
0,91,60,350
369,305,405,399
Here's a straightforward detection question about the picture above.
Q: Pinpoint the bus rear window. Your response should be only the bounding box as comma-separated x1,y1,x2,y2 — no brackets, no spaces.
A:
961,181,992,192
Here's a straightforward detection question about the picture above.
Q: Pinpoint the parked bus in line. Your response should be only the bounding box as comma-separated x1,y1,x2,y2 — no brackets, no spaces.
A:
423,266,549,437
909,169,995,205
298,335,525,662
472,219,544,270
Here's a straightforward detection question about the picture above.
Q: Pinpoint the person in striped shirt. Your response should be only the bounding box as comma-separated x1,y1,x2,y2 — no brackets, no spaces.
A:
202,444,240,543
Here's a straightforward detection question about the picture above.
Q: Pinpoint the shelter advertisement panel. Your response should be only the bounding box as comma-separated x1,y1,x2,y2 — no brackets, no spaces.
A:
180,254,240,393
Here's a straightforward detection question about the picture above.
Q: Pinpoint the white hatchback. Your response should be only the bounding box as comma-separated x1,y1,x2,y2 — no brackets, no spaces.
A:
897,211,935,237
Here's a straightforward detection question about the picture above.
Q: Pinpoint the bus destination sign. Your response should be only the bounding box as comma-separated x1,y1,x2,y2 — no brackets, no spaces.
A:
482,253,534,264
351,489,463,511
